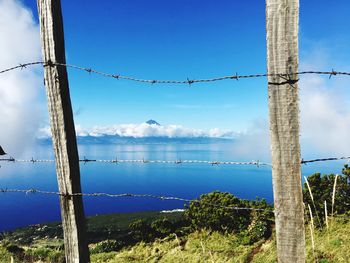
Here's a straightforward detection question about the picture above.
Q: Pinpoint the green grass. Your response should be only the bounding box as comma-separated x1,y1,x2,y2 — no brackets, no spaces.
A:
90,217,350,263
1,214,350,262
91,231,257,263
252,216,350,263
0,245,12,262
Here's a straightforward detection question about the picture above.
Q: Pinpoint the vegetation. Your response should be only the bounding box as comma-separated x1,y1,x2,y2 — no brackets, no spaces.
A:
184,191,273,244
90,240,124,254
253,216,350,263
1,165,350,262
303,164,350,227
3,217,350,262
185,191,251,233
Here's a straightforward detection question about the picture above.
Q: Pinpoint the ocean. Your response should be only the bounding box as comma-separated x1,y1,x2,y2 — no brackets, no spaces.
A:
0,141,344,231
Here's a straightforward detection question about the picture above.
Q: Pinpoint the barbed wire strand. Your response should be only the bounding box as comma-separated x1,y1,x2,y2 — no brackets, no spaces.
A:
1,61,350,84
0,188,273,213
0,62,44,74
301,156,350,164
1,156,350,165
0,157,270,167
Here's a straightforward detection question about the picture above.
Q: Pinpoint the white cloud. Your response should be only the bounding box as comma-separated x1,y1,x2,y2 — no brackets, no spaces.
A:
298,45,350,157
230,44,350,160
229,74,350,160
228,119,270,161
0,0,43,155
38,122,236,139
300,74,350,156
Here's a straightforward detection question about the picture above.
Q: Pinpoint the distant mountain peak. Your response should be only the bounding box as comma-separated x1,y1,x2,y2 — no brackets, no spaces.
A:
0,145,6,155
146,120,161,126
146,119,160,126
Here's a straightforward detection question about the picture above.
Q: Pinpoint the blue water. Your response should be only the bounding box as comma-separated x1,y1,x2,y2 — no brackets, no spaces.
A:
0,142,345,231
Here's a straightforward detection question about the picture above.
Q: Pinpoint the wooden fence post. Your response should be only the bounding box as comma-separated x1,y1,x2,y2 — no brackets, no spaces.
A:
266,0,305,262
37,0,90,262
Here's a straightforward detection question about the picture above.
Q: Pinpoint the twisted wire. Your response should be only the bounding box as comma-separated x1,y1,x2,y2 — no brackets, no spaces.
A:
0,188,273,213
0,61,349,85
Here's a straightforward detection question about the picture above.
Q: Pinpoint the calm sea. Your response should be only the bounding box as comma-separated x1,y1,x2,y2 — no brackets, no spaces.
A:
0,142,344,231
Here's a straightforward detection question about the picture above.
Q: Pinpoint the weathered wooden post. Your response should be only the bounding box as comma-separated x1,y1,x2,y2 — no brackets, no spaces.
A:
266,0,305,262
37,0,90,261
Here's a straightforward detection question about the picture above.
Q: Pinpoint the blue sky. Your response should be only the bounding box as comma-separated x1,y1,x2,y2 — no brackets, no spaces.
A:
41,0,267,130
22,0,349,129
1,0,350,156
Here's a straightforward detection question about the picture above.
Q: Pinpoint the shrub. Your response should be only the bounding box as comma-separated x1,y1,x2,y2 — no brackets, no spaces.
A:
0,245,12,262
151,218,175,238
0,241,25,261
25,247,64,263
303,165,350,226
129,219,155,242
244,218,270,244
90,239,123,254
184,191,272,236
2,241,24,255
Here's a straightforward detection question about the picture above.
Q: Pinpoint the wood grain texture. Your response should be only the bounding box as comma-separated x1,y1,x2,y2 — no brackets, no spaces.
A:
266,0,305,262
37,0,90,262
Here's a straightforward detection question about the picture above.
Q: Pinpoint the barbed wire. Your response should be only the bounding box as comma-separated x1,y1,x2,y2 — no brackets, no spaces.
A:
1,156,350,166
0,62,45,74
0,157,270,167
0,188,273,213
1,61,350,85
301,156,350,164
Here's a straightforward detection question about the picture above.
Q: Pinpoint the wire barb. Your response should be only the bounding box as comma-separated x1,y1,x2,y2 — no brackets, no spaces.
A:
187,78,194,85
329,69,337,79
230,72,239,81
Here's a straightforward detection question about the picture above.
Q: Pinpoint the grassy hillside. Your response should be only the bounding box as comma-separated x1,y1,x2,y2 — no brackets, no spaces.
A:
2,168,350,263
91,219,350,263
90,216,350,263
1,211,183,245
1,215,349,262
0,211,183,262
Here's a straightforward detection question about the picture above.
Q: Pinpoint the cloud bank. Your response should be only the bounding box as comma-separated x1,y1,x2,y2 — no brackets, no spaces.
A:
0,0,43,155
38,122,236,139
